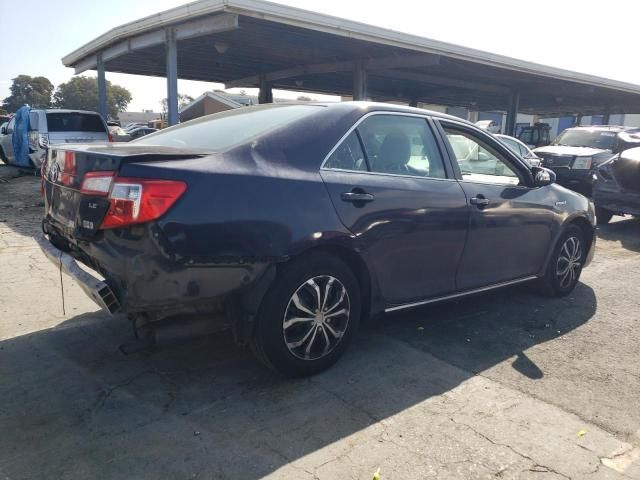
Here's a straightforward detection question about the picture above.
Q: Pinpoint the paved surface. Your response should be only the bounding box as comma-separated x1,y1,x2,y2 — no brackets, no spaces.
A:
1,168,639,480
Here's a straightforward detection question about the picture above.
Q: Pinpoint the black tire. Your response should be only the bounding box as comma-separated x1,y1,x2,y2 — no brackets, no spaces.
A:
251,253,361,377
595,207,613,226
0,146,7,163
539,225,586,297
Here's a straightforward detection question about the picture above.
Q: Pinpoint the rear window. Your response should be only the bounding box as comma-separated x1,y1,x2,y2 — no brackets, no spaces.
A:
135,105,323,150
46,113,106,132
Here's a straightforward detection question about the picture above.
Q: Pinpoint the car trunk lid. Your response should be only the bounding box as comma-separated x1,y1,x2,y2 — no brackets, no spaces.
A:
42,144,212,239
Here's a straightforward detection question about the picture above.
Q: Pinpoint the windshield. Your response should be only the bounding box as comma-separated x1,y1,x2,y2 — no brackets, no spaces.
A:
135,105,323,150
552,129,617,150
46,113,106,132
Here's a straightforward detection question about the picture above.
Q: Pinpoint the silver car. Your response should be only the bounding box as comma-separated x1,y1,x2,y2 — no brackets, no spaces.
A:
0,109,109,167
496,134,542,167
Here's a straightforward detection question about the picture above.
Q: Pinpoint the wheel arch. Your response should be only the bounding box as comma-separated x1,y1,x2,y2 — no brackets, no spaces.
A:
287,244,375,322
541,214,595,274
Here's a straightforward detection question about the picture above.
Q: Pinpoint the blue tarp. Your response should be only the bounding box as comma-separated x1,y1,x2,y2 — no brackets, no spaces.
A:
11,105,30,167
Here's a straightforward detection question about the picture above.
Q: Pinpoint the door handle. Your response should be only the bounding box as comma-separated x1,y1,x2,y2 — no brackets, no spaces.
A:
341,191,374,203
470,195,490,207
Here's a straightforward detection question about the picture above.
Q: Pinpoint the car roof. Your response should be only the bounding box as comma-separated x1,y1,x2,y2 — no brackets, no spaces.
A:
30,109,103,116
307,101,474,125
568,125,632,132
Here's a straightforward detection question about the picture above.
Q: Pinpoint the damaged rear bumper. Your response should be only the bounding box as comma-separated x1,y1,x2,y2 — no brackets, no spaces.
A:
593,188,640,216
36,233,121,314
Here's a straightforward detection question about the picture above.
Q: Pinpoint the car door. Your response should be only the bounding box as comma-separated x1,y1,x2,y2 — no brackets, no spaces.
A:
436,120,555,290
1,117,16,162
320,113,469,307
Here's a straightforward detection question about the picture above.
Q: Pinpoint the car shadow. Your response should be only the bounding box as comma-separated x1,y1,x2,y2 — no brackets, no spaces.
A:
0,282,597,479
597,216,640,252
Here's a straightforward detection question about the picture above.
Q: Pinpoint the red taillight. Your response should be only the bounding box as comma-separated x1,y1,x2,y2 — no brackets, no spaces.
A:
108,133,113,142
61,151,77,186
100,177,187,229
80,171,115,196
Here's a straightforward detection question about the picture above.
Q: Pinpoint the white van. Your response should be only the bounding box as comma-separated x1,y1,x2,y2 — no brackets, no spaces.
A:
0,109,110,167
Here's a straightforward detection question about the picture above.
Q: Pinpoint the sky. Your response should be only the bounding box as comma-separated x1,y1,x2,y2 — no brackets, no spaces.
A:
2,0,640,112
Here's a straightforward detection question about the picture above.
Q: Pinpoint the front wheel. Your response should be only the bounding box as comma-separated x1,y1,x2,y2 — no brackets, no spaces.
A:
251,253,361,377
538,225,586,297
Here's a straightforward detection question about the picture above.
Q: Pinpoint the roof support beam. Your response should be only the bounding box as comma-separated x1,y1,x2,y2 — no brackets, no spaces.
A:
96,54,108,121
224,53,440,88
166,28,179,126
505,90,520,136
258,74,273,104
353,60,368,101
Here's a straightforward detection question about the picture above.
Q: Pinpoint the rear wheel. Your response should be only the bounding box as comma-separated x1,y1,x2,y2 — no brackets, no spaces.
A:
539,225,585,297
0,146,7,163
251,253,360,377
595,207,613,226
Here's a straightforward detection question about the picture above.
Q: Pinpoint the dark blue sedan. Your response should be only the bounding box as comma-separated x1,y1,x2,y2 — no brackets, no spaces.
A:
39,102,596,377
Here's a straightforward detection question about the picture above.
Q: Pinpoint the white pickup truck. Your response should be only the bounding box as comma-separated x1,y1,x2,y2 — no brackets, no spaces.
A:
0,109,110,167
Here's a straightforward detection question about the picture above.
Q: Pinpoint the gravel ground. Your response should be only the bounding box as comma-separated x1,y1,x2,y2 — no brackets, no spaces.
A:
1,170,639,480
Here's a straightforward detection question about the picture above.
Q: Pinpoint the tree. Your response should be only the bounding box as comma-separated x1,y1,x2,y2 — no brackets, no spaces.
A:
2,75,54,112
53,76,132,118
160,94,194,114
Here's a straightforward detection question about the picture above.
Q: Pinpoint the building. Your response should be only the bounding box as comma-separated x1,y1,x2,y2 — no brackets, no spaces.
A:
180,90,319,121
117,110,160,126
179,91,256,122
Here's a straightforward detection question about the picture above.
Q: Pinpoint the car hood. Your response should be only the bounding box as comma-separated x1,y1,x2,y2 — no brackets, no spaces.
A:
533,145,608,157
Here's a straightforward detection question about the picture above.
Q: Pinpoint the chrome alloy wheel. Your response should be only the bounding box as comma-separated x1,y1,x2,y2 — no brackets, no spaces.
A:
556,236,582,289
282,275,350,361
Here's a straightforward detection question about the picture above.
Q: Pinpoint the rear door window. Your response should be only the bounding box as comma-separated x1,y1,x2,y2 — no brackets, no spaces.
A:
46,113,107,132
357,115,447,178
29,112,39,131
324,131,368,171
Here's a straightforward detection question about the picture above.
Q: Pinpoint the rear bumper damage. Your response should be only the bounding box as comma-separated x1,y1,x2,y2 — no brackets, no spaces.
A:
593,186,640,216
36,226,277,338
36,233,121,314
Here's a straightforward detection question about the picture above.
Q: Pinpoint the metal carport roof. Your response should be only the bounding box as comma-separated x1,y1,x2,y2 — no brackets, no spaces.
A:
63,0,640,124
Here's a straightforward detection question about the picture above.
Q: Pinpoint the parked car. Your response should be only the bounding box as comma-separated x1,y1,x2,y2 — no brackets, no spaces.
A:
475,119,500,134
127,127,157,139
38,103,596,377
124,122,149,131
0,109,110,167
108,125,131,142
593,145,640,224
533,125,639,196
518,123,551,148
495,134,542,167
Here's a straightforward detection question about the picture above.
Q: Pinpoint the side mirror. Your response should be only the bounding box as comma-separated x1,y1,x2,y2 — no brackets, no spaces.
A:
0,127,6,135
532,167,556,187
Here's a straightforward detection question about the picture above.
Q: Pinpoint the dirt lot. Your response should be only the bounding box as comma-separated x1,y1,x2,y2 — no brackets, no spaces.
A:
1,168,639,479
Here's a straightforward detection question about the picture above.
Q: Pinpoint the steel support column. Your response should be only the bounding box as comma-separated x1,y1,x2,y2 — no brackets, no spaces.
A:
96,54,108,121
505,90,520,136
165,28,179,126
258,74,273,104
353,60,367,101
